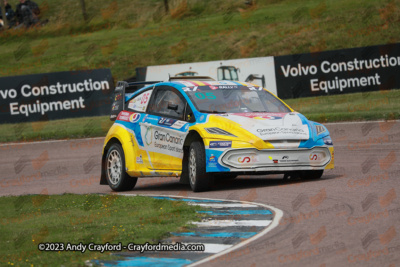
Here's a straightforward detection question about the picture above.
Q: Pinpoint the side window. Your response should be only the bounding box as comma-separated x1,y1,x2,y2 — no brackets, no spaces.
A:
127,90,153,112
148,87,186,120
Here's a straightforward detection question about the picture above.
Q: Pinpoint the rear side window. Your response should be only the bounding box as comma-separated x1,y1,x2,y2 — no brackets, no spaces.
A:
127,90,153,112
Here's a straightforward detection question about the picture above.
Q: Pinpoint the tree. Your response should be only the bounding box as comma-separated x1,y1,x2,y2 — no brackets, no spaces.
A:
164,0,169,14
79,0,88,22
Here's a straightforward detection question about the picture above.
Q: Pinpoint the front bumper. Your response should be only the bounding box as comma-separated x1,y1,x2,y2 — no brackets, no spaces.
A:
219,147,331,172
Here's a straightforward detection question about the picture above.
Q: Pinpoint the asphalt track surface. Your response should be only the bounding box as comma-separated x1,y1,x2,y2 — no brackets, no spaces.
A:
1,121,399,266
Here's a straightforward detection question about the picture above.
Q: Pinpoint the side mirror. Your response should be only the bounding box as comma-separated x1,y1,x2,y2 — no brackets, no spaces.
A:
187,114,196,123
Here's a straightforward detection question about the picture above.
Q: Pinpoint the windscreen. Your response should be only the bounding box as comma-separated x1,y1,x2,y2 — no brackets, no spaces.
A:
185,86,291,114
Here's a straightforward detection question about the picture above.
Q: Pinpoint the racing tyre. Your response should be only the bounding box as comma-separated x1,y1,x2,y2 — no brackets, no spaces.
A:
105,143,137,191
179,147,190,185
188,141,213,192
300,170,324,180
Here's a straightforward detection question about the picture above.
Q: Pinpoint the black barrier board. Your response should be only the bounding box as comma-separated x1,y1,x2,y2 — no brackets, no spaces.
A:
274,43,400,99
0,69,114,124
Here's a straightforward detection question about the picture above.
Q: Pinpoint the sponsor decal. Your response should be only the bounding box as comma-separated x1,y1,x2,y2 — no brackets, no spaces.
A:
233,113,285,120
145,127,152,146
154,130,184,145
273,159,279,163
238,155,259,163
157,118,187,129
117,111,132,122
182,86,199,92
323,137,333,145
158,117,176,126
129,113,141,123
218,81,238,86
209,141,232,148
248,86,263,91
280,155,300,163
179,81,196,87
218,85,238,89
310,154,318,160
171,120,187,129
209,86,218,90
238,157,251,163
136,155,143,164
147,128,185,154
114,93,122,101
130,90,152,112
208,154,217,167
111,103,119,111
140,92,150,105
257,127,307,136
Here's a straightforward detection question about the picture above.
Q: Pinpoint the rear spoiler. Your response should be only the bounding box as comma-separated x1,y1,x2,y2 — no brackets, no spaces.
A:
110,80,161,121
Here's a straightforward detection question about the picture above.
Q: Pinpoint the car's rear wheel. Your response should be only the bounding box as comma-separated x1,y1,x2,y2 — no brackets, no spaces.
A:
188,141,213,192
106,143,137,191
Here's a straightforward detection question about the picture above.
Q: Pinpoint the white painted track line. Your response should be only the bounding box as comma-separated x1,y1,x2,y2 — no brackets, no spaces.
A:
193,220,272,227
188,203,259,208
117,194,283,267
182,243,233,254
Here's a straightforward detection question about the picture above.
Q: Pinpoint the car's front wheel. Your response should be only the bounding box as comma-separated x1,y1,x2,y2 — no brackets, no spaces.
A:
188,141,213,192
106,143,137,191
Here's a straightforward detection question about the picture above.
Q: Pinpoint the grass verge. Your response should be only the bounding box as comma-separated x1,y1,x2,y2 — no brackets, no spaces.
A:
0,89,399,143
0,0,399,80
0,194,203,266
285,89,400,123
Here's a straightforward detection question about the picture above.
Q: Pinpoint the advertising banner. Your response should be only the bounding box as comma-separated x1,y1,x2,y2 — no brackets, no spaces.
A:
0,69,114,124
274,43,400,99
143,57,278,95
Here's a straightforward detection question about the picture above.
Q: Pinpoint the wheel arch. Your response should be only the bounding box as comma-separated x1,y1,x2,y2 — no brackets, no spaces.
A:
183,130,204,155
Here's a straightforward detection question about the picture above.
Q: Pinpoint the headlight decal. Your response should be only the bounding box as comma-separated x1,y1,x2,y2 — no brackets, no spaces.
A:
205,127,237,137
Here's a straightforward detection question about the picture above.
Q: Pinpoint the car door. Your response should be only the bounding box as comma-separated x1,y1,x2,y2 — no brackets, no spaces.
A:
125,88,154,170
141,85,190,170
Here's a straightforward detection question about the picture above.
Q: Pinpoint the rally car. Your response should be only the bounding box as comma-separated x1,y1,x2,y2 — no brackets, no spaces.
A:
100,79,334,192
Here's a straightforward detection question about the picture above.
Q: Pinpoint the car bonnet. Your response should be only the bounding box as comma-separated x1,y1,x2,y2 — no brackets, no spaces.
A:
216,112,311,140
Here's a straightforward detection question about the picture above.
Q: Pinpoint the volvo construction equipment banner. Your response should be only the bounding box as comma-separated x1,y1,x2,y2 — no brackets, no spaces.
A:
274,43,400,99
0,69,114,123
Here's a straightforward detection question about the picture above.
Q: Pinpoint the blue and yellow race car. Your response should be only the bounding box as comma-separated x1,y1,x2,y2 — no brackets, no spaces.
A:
100,78,334,192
